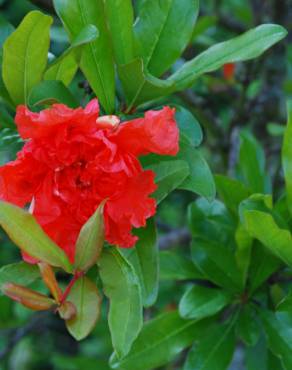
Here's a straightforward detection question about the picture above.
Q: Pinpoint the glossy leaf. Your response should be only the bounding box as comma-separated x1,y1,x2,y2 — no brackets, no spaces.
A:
134,0,199,77
2,11,52,105
0,262,39,295
104,0,134,64
260,310,292,370
45,24,99,86
29,80,78,108
179,285,232,320
66,276,101,340
178,148,216,200
235,224,253,286
54,0,115,113
118,58,174,109
236,305,260,346
148,160,189,203
175,106,203,147
184,319,236,370
277,290,292,312
0,201,73,273
244,210,292,267
111,311,210,370
282,100,292,215
99,248,143,358
169,24,287,90
122,219,158,307
191,239,243,293
160,251,203,281
74,201,105,272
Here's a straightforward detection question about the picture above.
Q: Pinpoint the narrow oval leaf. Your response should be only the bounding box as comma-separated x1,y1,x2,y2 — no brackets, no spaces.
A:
104,0,134,65
0,201,73,273
29,80,78,108
99,248,143,358
244,210,292,267
147,160,189,203
0,262,39,294
134,0,199,77
179,285,232,320
184,319,236,370
282,100,292,215
169,24,287,90
3,11,53,105
175,106,203,147
236,305,260,346
45,24,99,86
66,276,101,340
54,0,115,113
122,219,158,307
111,311,210,370
38,262,62,303
3,283,56,311
74,201,105,272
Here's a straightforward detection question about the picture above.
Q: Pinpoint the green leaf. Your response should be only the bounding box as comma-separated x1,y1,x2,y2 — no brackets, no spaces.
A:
175,106,203,147
0,201,73,273
28,80,78,108
0,16,14,47
147,160,189,203
160,251,203,281
179,285,232,320
74,202,105,273
122,219,158,307
2,11,52,105
134,0,199,77
0,262,39,295
235,224,253,286
178,148,216,200
54,0,115,113
215,175,251,216
66,276,101,340
277,290,292,312
44,24,99,86
99,248,143,358
236,305,260,346
243,210,292,268
237,130,271,193
191,239,243,293
110,311,210,370
169,24,287,90
118,58,174,109
282,100,292,215
184,318,237,370
260,310,292,370
104,0,134,65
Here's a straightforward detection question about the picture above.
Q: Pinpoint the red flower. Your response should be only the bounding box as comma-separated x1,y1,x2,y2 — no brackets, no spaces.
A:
0,100,179,262
223,63,236,80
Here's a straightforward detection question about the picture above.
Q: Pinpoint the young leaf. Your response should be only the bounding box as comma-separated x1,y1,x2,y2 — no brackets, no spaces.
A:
169,24,287,90
104,0,134,65
191,239,243,293
38,262,62,303
45,24,99,86
183,319,236,370
134,0,199,77
99,248,143,358
110,311,210,370
0,262,39,294
122,219,158,307
147,160,189,203
243,210,292,268
160,251,203,281
29,80,78,108
0,201,73,273
2,11,52,105
53,0,115,113
282,100,292,215
74,202,105,272
179,285,232,320
66,276,101,340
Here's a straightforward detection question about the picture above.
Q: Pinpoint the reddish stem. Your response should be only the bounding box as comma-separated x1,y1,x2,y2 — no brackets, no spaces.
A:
60,271,84,305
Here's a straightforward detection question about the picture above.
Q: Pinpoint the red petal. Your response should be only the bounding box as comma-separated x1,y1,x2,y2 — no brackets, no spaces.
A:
114,106,179,157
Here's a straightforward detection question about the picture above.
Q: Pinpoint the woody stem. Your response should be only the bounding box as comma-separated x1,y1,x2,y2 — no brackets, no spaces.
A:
60,271,84,304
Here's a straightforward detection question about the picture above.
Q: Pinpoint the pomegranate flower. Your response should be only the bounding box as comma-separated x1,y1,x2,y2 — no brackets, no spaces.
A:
0,99,179,262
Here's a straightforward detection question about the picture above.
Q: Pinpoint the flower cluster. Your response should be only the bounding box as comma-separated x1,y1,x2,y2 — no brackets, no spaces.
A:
0,99,179,262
